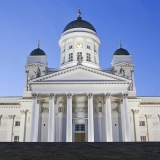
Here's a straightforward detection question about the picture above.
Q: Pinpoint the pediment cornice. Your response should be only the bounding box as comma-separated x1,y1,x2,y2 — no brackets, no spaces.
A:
28,65,132,84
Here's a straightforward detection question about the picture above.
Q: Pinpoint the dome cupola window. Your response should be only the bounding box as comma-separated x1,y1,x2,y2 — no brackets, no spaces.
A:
69,53,73,62
86,53,91,62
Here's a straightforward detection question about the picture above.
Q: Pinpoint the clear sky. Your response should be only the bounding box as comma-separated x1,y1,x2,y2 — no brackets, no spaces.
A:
0,0,160,96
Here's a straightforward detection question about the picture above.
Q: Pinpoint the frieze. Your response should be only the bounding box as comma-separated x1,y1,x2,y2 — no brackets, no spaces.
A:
8,115,15,119
153,121,160,126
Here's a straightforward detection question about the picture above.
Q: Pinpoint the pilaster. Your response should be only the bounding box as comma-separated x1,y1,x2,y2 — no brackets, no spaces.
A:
7,115,15,142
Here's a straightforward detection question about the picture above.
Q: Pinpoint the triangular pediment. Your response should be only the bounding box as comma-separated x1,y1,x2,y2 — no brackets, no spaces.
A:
29,65,131,84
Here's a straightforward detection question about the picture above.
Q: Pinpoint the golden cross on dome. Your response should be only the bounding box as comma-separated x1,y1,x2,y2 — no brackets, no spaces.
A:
78,6,81,17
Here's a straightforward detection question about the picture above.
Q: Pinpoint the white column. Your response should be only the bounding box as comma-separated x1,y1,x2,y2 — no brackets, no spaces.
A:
66,93,72,142
19,110,26,142
104,93,113,142
88,93,94,142
133,109,140,142
123,93,131,142
24,70,29,91
30,93,38,142
131,70,136,90
48,94,56,142
0,115,2,127
7,115,15,142
146,114,153,141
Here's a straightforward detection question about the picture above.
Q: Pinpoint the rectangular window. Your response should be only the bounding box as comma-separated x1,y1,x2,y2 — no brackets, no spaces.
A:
139,121,145,126
15,121,20,126
140,136,146,142
86,53,91,62
77,52,82,56
94,56,96,64
87,45,90,49
69,53,73,61
58,107,64,112
69,45,72,49
75,124,85,131
14,136,19,142
63,56,65,63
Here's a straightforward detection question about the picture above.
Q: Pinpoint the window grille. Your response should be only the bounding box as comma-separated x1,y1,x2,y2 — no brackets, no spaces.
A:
69,53,73,61
15,121,20,126
75,124,85,131
87,45,90,49
77,52,82,56
86,53,91,62
140,136,146,142
69,45,72,49
139,121,145,126
14,136,19,142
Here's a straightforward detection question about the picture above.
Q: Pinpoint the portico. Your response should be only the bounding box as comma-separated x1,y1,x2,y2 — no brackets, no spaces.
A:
29,92,131,142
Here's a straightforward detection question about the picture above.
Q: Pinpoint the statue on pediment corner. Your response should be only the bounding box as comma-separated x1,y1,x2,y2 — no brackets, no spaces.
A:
34,67,41,78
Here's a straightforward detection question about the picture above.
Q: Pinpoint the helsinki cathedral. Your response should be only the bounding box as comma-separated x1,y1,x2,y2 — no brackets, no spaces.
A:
0,9,160,142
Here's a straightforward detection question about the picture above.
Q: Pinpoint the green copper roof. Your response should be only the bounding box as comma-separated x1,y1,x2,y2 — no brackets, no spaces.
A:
30,48,46,56
114,48,130,55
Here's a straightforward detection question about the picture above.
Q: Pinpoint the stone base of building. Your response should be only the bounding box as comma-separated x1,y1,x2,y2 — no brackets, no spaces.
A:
0,142,160,159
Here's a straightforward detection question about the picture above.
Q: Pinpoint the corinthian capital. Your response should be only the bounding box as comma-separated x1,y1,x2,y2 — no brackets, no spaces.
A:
49,93,55,99
88,93,93,98
8,115,15,119
20,110,26,114
32,93,37,98
123,93,128,98
132,109,139,114
67,93,72,99
145,114,152,119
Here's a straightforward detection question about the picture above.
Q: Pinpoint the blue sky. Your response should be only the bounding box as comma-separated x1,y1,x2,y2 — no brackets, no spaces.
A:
0,0,160,96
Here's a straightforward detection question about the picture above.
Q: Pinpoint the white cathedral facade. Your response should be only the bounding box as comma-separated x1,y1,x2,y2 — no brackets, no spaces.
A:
0,10,160,142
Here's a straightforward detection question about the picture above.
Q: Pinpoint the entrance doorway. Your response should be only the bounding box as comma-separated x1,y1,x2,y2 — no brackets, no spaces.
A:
75,133,85,142
74,124,86,142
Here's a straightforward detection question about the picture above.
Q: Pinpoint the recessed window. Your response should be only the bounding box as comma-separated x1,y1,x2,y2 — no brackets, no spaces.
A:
44,124,45,126
139,121,145,126
63,56,65,64
69,53,73,62
69,45,72,49
140,136,146,142
58,107,64,112
86,53,91,62
94,56,96,64
15,121,20,126
87,45,90,49
115,124,117,126
75,124,85,131
14,136,19,142
77,52,82,56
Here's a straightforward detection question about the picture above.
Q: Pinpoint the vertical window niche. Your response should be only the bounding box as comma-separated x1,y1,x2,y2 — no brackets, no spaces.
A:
69,53,73,62
86,53,91,62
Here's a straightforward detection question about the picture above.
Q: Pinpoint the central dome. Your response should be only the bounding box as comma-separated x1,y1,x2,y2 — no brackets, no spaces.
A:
63,9,96,33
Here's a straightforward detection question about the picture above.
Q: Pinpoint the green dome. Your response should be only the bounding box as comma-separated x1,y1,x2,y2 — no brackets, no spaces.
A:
114,48,130,55
30,48,46,56
63,10,96,33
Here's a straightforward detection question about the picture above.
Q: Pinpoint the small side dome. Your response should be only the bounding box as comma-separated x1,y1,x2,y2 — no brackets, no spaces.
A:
30,41,46,56
114,41,130,55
